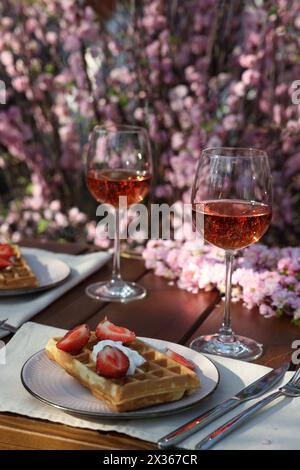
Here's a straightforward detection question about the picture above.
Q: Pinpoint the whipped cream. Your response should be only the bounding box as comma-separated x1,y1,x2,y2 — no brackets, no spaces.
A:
92,340,146,376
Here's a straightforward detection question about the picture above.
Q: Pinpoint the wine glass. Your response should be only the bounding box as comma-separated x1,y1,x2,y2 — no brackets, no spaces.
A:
85,125,152,302
191,147,272,360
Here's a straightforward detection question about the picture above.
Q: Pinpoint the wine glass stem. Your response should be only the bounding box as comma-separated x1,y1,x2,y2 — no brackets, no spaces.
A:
112,208,122,282
219,251,235,341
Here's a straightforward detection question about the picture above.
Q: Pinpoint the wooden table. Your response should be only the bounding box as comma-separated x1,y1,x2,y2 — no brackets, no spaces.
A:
0,240,299,450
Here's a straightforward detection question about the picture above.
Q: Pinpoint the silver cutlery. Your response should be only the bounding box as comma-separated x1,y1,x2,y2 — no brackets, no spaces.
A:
158,362,289,449
0,319,16,333
196,366,300,450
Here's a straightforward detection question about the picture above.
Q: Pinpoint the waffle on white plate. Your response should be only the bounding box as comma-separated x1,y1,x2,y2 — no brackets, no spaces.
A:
45,319,200,412
0,244,38,289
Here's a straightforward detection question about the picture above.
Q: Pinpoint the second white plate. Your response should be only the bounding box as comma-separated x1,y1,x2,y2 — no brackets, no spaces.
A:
0,248,71,296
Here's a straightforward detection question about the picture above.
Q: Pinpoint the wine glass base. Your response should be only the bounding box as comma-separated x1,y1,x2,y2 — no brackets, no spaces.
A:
190,334,263,361
85,280,146,303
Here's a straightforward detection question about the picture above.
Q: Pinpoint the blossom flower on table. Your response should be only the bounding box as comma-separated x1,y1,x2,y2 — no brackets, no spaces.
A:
143,241,300,326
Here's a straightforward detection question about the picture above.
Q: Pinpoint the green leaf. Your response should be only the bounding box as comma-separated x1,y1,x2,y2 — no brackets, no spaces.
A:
200,121,214,132
292,318,300,328
38,219,50,234
17,176,27,186
45,63,55,74
25,183,33,195
119,95,129,107
275,308,284,318
268,6,277,16
64,81,75,90
169,34,178,46
107,87,118,97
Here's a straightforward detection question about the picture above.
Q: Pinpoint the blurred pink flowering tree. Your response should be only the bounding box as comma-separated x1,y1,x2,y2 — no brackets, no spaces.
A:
0,0,299,246
0,0,118,245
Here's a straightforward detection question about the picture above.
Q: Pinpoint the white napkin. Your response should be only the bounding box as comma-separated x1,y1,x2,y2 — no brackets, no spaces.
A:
0,322,298,450
0,248,111,339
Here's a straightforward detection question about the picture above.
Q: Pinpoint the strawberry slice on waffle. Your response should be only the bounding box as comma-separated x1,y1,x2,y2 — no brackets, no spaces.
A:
0,244,14,259
0,257,13,269
165,349,195,371
56,324,90,354
0,244,14,269
96,318,136,343
96,345,129,378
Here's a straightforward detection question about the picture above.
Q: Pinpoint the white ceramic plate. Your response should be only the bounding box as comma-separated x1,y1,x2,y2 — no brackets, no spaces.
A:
0,248,71,296
21,338,220,419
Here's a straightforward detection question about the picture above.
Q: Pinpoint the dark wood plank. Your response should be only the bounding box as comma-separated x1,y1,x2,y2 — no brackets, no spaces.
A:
21,239,89,255
0,443,31,450
189,301,300,368
34,259,147,329
0,413,155,450
88,271,220,344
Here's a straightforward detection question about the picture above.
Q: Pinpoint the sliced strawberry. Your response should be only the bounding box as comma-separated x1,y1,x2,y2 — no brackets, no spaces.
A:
0,257,13,269
166,349,196,371
56,324,90,354
95,318,136,343
96,345,129,378
0,244,14,259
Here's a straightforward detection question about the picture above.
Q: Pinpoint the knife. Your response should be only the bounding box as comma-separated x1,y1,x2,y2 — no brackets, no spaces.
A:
158,362,289,449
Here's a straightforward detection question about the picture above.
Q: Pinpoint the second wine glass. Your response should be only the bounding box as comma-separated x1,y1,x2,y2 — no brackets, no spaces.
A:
191,147,272,361
85,125,152,302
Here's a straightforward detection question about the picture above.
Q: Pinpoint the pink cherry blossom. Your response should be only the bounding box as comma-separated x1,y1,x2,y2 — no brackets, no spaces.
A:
143,242,300,325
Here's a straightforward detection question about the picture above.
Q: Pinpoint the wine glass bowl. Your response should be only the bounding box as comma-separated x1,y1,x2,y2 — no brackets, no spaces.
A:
87,169,151,207
85,125,152,303
191,147,272,361
192,199,272,251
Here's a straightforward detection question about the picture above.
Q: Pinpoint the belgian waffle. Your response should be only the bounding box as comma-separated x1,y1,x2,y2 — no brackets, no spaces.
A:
0,245,38,289
45,333,201,412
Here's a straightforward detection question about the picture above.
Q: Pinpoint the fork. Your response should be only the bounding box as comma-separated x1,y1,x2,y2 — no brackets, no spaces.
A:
196,367,300,450
0,319,16,332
